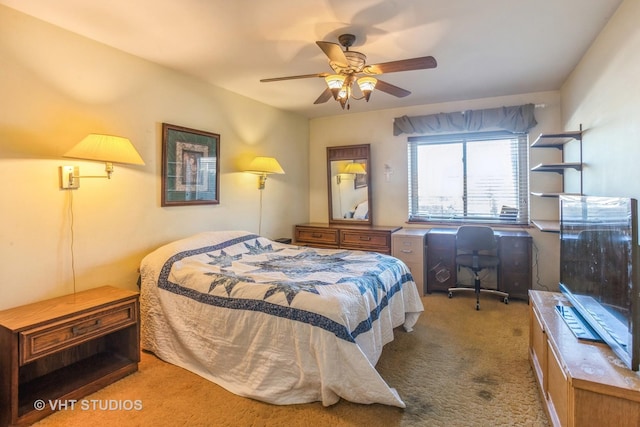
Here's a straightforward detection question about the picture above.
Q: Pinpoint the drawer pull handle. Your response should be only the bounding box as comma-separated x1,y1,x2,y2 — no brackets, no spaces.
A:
312,233,323,238
401,249,413,254
72,319,102,336
359,236,371,241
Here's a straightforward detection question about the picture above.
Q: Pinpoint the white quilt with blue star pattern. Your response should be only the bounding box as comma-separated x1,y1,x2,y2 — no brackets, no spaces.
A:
140,230,424,407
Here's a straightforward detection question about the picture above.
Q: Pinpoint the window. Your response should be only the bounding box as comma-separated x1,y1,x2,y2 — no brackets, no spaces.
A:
408,131,529,224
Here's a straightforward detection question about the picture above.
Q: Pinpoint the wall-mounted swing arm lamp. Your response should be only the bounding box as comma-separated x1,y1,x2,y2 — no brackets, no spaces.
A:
336,161,366,184
343,162,366,175
245,156,285,189
59,134,145,189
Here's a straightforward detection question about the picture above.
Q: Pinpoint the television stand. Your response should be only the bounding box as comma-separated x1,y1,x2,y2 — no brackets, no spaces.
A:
530,290,640,427
555,305,604,343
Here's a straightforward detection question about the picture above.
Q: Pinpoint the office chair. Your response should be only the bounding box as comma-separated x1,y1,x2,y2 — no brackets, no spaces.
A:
448,225,509,310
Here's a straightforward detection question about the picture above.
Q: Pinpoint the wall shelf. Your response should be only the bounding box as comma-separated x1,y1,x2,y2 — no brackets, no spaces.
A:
531,220,560,233
530,131,582,148
531,162,582,173
530,128,583,233
530,192,581,198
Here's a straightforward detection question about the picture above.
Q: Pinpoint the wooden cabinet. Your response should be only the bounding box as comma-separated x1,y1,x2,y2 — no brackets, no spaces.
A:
530,129,583,232
294,223,401,254
426,228,457,293
425,228,532,299
392,229,428,295
529,290,640,427
497,231,532,300
0,286,140,427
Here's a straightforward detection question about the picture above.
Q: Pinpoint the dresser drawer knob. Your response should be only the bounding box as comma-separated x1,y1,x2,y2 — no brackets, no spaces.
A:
72,319,102,336
312,233,323,238
401,249,413,254
359,236,371,241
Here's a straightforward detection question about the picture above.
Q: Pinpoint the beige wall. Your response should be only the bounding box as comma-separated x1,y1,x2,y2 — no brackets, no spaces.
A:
0,6,309,310
561,0,640,200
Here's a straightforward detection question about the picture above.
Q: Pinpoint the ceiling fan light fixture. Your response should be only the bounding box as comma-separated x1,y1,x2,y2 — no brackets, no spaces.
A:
325,74,346,100
260,34,437,111
357,77,377,102
338,90,349,109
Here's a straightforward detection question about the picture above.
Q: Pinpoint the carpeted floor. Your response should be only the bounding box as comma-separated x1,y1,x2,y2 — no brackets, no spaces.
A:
34,293,549,427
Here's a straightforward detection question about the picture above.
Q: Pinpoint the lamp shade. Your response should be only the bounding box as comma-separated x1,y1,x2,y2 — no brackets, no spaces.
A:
64,134,145,165
246,157,285,175
343,162,366,174
357,76,377,102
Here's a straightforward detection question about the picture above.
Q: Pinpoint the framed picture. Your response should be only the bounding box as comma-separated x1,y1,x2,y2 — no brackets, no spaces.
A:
161,123,220,206
354,159,368,189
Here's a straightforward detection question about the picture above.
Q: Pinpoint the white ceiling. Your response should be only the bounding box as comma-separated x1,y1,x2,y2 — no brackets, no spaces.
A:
1,0,623,118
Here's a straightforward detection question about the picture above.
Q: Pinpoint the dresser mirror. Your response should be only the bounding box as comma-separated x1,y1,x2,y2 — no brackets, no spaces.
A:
327,144,372,225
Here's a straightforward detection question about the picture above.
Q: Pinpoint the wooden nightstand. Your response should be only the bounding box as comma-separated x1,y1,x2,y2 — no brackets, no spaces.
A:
0,286,140,426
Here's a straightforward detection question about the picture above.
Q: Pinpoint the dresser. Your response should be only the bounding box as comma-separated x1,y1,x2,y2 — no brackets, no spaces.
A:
0,286,140,426
425,228,532,300
392,229,428,295
294,223,401,254
530,290,640,426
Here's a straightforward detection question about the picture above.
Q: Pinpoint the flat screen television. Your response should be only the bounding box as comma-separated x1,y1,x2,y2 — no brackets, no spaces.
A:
559,195,640,371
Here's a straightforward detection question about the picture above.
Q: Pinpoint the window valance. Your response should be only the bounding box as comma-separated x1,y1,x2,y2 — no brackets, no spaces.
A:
393,103,537,136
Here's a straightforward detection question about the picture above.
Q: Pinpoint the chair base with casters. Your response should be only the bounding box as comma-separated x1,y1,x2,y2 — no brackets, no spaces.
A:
447,225,509,310
448,279,509,311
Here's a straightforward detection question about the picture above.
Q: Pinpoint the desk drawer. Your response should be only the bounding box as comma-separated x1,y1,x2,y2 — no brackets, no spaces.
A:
500,251,530,271
20,300,138,365
393,237,424,263
295,227,339,246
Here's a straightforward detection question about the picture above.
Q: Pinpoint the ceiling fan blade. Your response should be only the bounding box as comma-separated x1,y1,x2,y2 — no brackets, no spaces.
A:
375,79,411,98
365,56,437,75
313,88,333,104
260,73,329,83
316,41,349,67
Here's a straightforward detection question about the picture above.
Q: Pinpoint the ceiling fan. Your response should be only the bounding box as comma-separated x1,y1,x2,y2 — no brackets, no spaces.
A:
260,34,437,110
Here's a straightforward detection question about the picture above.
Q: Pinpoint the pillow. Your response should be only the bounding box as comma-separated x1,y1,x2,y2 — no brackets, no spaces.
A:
353,201,368,220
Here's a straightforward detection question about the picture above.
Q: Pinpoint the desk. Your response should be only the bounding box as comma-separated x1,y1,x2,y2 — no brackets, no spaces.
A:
425,228,532,300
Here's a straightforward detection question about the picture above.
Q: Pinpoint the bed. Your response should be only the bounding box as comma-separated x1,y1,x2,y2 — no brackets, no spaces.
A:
139,230,424,407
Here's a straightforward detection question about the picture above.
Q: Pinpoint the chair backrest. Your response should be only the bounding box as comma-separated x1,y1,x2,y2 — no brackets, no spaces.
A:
456,226,497,252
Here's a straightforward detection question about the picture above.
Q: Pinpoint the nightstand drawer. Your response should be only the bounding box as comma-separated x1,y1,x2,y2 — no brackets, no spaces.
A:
295,227,339,246
19,300,137,365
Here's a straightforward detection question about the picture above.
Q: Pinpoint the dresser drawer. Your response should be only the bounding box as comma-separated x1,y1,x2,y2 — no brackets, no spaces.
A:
19,300,138,365
340,230,390,251
295,227,339,246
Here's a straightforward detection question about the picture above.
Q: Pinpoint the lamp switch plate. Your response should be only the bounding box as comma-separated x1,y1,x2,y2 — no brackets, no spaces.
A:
59,166,80,189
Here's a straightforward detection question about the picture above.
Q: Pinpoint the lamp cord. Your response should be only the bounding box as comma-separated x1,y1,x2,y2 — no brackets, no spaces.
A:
258,189,263,236
69,191,77,295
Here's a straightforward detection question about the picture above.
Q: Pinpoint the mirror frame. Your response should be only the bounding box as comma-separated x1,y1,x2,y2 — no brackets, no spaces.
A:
327,144,372,225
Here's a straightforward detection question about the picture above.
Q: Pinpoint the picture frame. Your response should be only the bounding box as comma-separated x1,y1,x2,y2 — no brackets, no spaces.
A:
161,123,220,206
